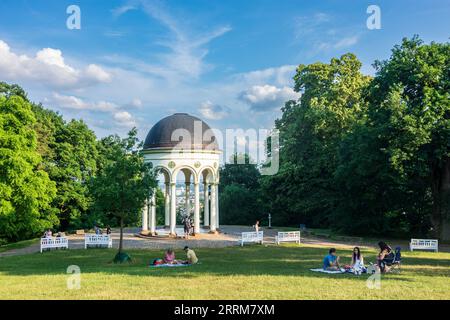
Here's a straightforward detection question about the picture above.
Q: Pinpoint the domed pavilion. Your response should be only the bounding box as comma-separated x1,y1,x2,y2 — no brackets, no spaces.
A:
141,113,221,236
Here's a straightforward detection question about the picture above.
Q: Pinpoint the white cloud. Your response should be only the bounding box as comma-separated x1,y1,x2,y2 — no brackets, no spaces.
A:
130,98,143,108
239,85,300,111
0,40,111,89
50,93,117,112
199,101,230,120
234,65,297,87
110,0,231,81
113,111,137,127
47,93,137,129
333,36,359,49
85,64,112,83
111,4,137,17
294,12,331,38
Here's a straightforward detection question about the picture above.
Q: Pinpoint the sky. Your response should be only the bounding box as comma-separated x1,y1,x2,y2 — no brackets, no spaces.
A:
0,0,449,157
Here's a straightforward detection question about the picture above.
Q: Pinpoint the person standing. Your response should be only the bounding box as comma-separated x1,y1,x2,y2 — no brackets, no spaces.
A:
182,215,192,239
254,220,260,233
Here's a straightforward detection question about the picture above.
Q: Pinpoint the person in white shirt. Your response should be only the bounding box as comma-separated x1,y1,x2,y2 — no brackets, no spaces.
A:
351,247,365,274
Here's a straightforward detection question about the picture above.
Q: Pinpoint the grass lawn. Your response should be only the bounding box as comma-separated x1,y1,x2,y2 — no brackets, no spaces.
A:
0,244,449,299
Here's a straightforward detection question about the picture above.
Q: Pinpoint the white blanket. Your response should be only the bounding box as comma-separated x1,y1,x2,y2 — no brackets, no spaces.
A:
150,263,191,268
310,268,345,274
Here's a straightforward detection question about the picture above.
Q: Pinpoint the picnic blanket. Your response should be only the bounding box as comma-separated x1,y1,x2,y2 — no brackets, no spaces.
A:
310,268,345,274
150,263,191,268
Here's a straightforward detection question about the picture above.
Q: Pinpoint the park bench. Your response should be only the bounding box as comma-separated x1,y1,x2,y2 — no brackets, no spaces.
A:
239,231,263,246
409,239,438,252
275,231,301,245
84,234,112,249
40,237,68,253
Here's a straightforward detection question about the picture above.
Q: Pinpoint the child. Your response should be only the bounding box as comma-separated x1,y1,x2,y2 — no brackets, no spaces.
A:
323,248,341,271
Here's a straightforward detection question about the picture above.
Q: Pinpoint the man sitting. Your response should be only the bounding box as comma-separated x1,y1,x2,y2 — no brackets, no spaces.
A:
323,248,341,271
183,246,198,265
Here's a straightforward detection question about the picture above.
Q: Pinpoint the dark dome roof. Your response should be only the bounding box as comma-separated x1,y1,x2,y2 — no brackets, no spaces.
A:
143,113,219,150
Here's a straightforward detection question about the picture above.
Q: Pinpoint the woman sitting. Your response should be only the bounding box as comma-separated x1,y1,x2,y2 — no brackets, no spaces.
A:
377,241,394,273
350,247,365,274
163,249,177,264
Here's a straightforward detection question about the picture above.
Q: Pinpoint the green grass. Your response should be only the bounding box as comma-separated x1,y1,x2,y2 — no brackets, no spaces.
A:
0,238,39,253
0,245,449,299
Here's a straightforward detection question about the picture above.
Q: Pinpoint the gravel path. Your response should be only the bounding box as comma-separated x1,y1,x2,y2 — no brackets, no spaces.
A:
1,225,448,258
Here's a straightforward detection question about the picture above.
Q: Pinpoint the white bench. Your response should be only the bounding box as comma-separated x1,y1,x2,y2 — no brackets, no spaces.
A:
275,231,301,245
84,234,112,249
239,231,264,246
40,237,68,253
410,239,438,252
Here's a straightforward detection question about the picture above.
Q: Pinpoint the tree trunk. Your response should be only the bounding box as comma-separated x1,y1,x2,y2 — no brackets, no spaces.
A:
118,218,124,254
431,157,450,241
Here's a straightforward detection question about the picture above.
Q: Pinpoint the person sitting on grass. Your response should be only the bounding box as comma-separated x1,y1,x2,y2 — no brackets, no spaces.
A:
350,247,365,274
183,246,198,265
163,249,177,264
323,248,341,271
377,241,394,273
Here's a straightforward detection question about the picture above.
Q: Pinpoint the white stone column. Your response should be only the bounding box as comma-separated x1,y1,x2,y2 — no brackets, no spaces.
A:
203,183,209,227
210,183,217,232
170,182,177,236
164,183,170,227
194,182,200,234
142,199,148,232
185,182,190,216
149,191,156,235
215,184,220,230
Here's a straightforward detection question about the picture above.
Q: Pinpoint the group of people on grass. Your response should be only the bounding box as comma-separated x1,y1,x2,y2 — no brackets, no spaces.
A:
152,246,198,266
323,241,397,274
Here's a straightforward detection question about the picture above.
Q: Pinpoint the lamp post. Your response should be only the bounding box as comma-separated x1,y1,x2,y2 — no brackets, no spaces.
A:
268,213,272,229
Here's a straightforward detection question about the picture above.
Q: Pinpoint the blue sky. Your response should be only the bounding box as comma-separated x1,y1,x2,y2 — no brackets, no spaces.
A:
0,0,449,147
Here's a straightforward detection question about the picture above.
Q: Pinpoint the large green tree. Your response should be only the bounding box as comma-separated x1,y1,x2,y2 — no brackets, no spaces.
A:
90,129,157,261
366,37,450,239
0,95,57,242
262,54,371,227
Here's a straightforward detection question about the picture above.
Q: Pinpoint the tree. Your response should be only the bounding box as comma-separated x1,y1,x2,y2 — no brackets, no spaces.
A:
219,153,264,225
90,129,156,262
48,119,99,230
262,54,370,227
366,37,450,239
0,95,57,242
220,184,262,225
